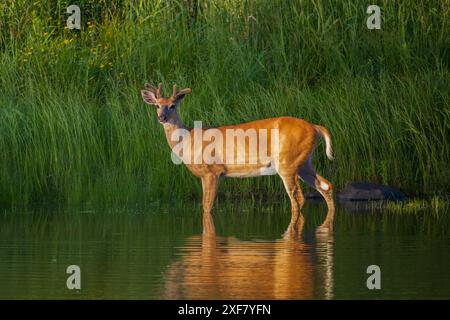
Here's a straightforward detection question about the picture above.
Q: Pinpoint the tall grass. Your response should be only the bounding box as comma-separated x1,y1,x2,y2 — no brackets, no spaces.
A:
0,0,449,206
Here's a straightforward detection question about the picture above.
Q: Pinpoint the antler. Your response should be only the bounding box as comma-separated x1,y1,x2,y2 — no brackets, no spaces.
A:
156,83,163,98
145,82,191,99
172,83,192,99
144,83,163,98
172,84,177,99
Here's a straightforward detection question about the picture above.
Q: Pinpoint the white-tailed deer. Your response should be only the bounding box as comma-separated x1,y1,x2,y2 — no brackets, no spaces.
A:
141,83,335,230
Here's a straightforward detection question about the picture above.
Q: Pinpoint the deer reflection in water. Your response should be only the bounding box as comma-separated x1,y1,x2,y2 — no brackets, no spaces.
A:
164,213,334,299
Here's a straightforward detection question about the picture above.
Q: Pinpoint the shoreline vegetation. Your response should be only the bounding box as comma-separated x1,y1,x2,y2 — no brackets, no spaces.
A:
1,194,448,214
0,1,449,206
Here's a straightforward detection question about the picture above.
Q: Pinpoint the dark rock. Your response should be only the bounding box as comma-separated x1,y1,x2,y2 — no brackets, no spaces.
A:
337,182,407,201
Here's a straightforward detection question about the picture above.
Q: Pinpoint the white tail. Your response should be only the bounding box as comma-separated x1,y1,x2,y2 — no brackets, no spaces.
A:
315,125,334,160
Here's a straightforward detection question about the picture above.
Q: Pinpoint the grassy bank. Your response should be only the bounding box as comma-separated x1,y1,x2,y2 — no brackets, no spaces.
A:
0,0,449,206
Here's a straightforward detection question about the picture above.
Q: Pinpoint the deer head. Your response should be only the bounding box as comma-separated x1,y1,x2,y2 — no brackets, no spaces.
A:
141,83,192,125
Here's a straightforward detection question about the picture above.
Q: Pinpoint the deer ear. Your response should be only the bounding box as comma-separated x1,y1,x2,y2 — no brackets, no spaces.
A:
141,90,157,105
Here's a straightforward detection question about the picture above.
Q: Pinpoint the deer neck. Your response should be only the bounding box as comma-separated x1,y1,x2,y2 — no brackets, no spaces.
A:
162,112,188,150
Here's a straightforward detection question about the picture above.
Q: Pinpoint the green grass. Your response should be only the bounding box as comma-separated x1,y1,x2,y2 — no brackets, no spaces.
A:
382,196,449,214
0,0,449,206
353,196,449,215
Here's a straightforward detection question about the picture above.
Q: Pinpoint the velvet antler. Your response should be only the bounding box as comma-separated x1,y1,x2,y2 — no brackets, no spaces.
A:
144,83,163,98
172,83,192,100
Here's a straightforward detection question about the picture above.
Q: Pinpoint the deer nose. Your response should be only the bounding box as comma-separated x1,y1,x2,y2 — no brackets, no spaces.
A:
159,115,167,122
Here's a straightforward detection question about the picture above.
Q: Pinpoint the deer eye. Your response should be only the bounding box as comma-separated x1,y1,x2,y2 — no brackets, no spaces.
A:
169,104,176,109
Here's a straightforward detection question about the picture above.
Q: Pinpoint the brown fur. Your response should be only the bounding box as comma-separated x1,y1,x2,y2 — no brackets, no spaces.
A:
141,84,335,231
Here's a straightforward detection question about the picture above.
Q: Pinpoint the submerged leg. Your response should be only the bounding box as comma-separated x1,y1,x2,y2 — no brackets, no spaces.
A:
280,174,304,228
201,174,219,216
299,160,335,231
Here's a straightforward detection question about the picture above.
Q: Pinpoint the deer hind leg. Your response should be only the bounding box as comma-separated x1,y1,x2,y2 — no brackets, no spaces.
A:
280,174,304,229
295,178,305,209
299,160,335,231
201,174,219,216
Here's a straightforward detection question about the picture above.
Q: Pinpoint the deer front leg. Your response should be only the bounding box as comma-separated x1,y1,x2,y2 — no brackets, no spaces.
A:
201,174,219,215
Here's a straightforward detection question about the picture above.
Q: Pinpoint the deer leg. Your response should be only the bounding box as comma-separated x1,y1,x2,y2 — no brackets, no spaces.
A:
280,174,303,228
202,209,216,237
299,161,335,231
201,174,219,216
295,178,305,209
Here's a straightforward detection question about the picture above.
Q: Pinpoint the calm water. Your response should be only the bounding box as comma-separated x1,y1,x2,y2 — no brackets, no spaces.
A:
0,201,449,299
